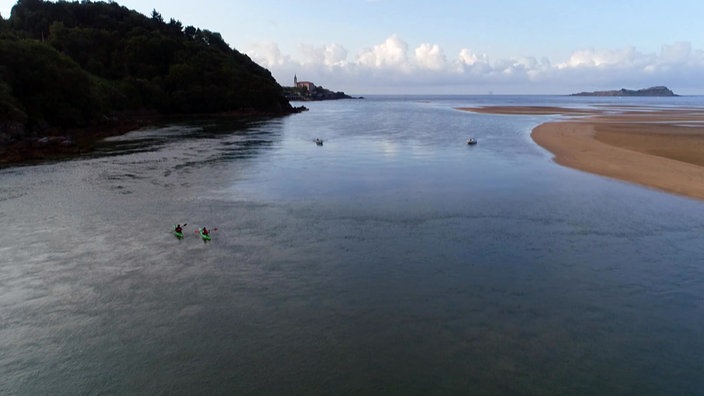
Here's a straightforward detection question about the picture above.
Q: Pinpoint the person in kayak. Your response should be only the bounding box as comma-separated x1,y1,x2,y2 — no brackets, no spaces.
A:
201,227,209,236
175,224,183,233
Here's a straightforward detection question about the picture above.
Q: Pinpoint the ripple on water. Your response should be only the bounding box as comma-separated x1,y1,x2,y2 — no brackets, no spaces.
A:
1,96,704,394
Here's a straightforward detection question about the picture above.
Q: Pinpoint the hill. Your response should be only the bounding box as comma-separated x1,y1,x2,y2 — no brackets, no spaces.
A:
282,85,360,101
0,0,300,164
570,86,677,97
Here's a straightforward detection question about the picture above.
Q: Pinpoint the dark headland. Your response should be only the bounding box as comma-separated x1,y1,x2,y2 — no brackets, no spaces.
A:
0,0,306,166
570,86,678,97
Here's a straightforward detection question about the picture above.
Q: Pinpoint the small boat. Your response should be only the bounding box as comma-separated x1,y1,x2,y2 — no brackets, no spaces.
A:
315,138,323,146
173,225,184,239
199,228,211,241
467,138,477,145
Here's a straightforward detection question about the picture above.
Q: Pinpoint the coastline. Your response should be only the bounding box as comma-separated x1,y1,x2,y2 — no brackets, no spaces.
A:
0,117,153,167
0,107,305,167
460,106,704,200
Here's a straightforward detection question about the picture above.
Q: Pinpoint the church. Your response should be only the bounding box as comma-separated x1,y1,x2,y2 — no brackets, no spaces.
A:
294,75,315,91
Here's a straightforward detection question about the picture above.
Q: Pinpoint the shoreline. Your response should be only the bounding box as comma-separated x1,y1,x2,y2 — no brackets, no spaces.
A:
459,106,704,200
0,107,305,167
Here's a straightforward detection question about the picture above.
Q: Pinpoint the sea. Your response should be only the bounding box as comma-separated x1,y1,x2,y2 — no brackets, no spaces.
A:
1,95,703,395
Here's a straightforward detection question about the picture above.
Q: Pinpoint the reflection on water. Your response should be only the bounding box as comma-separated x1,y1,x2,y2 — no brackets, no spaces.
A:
1,96,703,395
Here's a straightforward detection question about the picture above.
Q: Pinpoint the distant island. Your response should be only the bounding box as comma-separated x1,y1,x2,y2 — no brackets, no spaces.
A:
570,86,677,97
282,75,362,101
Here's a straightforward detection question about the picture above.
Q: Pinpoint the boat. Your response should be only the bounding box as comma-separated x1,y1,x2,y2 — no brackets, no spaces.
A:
199,228,211,241
173,225,184,239
315,138,323,146
467,138,477,145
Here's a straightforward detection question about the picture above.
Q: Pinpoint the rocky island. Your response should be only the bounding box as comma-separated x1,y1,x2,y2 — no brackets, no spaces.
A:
282,75,362,101
570,86,677,97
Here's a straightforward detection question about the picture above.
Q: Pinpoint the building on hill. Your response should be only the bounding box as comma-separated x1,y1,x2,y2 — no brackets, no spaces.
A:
294,75,315,91
284,75,357,101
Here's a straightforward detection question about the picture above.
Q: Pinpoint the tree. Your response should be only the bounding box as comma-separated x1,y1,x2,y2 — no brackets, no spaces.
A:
1,0,293,134
151,9,163,24
0,39,97,128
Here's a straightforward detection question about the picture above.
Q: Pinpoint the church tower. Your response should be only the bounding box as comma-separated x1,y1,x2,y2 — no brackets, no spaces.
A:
294,74,298,87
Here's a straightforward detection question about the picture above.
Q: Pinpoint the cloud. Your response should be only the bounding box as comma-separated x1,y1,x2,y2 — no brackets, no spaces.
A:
357,34,410,70
556,47,655,69
457,48,488,67
299,43,348,67
414,43,446,70
659,42,691,64
246,41,290,68
246,35,704,94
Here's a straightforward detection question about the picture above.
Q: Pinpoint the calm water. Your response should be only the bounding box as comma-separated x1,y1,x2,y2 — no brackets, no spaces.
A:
1,95,703,395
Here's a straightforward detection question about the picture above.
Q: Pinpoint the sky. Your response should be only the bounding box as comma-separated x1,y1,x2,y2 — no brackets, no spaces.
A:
3,0,704,95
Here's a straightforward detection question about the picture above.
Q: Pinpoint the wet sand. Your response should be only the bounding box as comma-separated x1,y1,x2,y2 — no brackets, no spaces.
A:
459,106,704,200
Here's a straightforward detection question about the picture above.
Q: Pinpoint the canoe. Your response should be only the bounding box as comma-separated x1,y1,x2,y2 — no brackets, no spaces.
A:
173,225,184,239
199,228,211,241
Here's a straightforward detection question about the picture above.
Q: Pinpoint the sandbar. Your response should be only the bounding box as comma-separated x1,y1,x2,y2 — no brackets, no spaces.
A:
459,106,704,200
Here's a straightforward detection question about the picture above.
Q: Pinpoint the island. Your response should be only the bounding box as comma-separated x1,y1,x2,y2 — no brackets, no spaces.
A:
0,0,303,165
570,86,677,97
282,75,362,101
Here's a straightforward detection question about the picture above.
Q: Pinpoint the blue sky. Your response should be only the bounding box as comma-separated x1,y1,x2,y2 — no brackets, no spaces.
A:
3,0,704,94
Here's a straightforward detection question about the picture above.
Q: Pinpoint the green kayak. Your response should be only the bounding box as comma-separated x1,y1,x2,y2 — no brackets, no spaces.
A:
199,228,211,241
173,225,184,239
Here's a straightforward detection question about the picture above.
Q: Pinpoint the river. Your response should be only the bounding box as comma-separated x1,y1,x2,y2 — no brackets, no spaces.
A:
1,95,703,394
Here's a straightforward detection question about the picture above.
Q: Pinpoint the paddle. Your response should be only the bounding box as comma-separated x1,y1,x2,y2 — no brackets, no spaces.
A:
194,227,217,234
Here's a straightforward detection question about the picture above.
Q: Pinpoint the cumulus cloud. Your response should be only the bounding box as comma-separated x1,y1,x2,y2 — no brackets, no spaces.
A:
246,41,289,68
299,43,348,67
660,41,691,64
457,49,487,66
357,34,410,70
246,35,704,94
414,43,446,70
556,47,655,69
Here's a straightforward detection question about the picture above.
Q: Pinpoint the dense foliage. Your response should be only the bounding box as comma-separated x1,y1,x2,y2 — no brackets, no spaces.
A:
0,0,292,138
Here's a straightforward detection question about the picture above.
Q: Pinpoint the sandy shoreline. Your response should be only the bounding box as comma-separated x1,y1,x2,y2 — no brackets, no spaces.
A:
459,106,704,200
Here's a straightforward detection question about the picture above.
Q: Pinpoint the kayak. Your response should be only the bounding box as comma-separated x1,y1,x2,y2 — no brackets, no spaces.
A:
173,225,184,239
199,228,211,241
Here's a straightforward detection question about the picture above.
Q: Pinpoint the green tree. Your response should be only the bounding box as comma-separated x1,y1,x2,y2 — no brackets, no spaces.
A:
0,38,97,128
0,77,28,126
2,0,294,133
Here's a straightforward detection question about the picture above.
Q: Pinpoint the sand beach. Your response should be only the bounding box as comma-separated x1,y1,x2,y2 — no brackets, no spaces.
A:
460,106,704,200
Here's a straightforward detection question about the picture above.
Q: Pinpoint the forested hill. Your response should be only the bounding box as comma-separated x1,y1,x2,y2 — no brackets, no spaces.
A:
0,0,297,160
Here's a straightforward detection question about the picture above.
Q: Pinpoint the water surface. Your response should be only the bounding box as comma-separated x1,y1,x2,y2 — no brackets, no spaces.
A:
1,96,703,395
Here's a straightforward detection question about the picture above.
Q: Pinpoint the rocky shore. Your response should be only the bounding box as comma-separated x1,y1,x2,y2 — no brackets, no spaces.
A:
0,106,308,167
